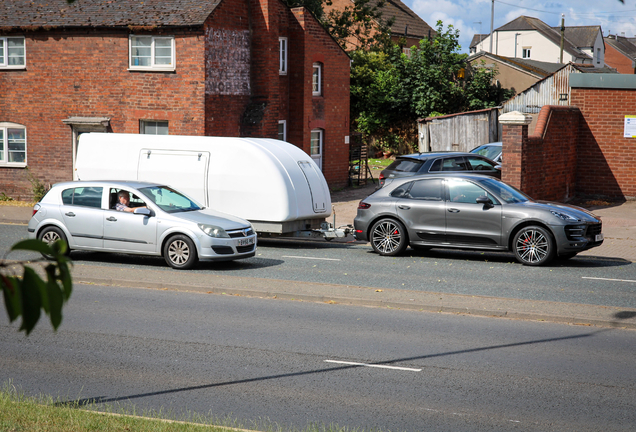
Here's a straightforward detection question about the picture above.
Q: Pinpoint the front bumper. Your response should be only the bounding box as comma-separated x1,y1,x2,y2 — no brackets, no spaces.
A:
554,222,604,254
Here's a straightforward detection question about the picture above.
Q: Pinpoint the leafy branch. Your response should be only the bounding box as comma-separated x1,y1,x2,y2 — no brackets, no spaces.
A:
1,239,73,335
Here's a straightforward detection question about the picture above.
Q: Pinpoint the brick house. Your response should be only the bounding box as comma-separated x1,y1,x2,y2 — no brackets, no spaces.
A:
0,0,351,200
603,34,636,74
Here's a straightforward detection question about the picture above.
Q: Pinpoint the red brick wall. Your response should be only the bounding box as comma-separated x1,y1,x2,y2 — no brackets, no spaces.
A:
0,29,206,200
604,43,635,75
502,106,579,202
290,8,351,187
572,87,636,199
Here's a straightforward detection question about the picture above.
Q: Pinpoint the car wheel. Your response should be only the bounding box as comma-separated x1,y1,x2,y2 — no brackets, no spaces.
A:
164,234,198,269
513,226,555,266
37,226,70,259
370,218,408,256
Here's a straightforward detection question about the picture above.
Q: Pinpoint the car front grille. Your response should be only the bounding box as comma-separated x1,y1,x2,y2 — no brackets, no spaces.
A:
228,228,255,238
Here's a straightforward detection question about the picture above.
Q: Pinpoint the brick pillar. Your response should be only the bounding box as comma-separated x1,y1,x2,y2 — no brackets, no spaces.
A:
499,111,532,191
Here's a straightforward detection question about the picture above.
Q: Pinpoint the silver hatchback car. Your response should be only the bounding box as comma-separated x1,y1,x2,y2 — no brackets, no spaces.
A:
28,181,256,269
353,174,604,266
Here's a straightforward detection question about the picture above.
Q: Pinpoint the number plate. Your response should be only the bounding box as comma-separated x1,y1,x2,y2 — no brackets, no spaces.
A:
237,237,255,247
595,233,604,242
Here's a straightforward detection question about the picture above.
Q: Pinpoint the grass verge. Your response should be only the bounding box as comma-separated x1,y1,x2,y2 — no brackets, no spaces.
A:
0,382,369,432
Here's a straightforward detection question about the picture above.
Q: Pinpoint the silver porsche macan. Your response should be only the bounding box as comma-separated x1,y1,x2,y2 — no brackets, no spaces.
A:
353,174,604,266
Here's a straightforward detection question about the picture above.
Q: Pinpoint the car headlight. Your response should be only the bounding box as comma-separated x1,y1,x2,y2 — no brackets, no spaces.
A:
198,223,230,238
550,210,578,222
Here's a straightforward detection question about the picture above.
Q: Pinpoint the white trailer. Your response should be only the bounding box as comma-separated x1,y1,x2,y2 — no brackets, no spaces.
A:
74,133,349,239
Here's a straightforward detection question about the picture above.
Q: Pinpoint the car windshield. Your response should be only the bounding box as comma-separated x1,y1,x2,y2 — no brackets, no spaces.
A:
138,186,202,213
478,178,531,204
472,144,501,161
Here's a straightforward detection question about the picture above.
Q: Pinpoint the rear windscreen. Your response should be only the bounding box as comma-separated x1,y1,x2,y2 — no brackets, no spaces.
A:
386,159,423,173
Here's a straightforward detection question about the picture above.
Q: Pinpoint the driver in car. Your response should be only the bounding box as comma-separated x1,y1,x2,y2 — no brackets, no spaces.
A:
115,190,146,213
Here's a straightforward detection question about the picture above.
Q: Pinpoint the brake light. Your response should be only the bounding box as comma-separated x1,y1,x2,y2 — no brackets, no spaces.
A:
379,173,385,180
32,204,40,217
357,201,371,209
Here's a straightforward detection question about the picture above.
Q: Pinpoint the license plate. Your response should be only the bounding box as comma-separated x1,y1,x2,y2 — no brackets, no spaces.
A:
595,233,604,242
237,237,255,246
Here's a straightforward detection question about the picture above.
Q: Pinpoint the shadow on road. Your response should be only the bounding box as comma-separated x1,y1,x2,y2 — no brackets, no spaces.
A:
56,328,613,408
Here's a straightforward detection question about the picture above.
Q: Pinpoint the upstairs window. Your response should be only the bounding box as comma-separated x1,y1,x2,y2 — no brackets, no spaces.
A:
0,37,26,69
312,63,322,96
129,36,175,71
522,47,531,59
0,123,27,166
141,120,169,135
279,37,288,75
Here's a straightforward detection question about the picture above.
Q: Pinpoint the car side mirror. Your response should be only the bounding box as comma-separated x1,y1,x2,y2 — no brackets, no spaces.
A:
134,208,151,216
476,195,494,207
494,165,502,171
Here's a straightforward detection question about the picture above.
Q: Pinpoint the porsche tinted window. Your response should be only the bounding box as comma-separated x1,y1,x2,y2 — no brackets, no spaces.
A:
408,179,443,201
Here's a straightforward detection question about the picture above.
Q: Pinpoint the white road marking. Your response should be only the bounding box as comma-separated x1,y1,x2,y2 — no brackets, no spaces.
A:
324,359,421,372
582,277,636,284
282,256,341,261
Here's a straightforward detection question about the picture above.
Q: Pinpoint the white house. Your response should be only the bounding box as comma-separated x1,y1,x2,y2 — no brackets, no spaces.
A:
471,16,604,68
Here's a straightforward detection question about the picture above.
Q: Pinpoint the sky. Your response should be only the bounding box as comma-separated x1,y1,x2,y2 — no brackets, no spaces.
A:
402,0,636,53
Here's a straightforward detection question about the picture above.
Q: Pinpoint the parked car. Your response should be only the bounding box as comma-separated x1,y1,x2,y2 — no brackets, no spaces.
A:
378,152,500,187
470,142,502,164
353,173,604,266
28,181,257,269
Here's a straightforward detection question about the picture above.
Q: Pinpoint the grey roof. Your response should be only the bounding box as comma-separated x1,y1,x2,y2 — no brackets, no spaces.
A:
371,0,434,39
467,51,558,79
0,0,221,29
557,26,601,49
493,16,591,60
604,35,636,60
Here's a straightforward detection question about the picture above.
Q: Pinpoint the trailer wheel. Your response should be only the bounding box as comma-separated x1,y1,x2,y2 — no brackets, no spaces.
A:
164,235,198,269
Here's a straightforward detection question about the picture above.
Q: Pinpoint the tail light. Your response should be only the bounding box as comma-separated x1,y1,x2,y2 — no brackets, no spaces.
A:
379,173,385,180
357,201,371,210
32,204,41,217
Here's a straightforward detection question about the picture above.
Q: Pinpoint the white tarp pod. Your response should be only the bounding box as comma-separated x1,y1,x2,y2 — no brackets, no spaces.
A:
74,133,332,234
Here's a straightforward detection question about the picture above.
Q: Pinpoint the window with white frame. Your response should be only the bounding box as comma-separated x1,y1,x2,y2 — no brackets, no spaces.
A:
522,47,531,59
129,35,175,71
279,37,288,75
0,37,26,69
0,123,27,165
312,63,322,96
141,120,169,135
278,120,286,141
310,129,323,170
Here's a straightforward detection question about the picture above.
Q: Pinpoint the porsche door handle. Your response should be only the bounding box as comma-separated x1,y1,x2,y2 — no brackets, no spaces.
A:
448,208,460,213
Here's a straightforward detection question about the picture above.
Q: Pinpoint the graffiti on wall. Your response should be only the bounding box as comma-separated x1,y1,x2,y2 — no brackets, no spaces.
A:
205,29,251,96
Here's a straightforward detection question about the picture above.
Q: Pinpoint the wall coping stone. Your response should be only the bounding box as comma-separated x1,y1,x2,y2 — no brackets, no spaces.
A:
499,110,532,125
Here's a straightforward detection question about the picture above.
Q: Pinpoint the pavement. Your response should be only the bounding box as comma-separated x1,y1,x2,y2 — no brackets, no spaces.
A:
2,187,636,329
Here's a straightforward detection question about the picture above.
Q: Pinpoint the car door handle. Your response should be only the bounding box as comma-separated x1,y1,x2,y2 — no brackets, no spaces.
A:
106,216,118,221
65,212,75,217
448,208,460,213
398,205,411,210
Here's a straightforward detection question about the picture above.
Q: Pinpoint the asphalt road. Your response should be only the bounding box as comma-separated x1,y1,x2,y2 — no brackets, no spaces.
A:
2,283,635,432
2,223,636,308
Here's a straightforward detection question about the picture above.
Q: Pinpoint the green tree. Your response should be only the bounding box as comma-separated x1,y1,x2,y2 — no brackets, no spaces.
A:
350,21,514,154
1,240,73,335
